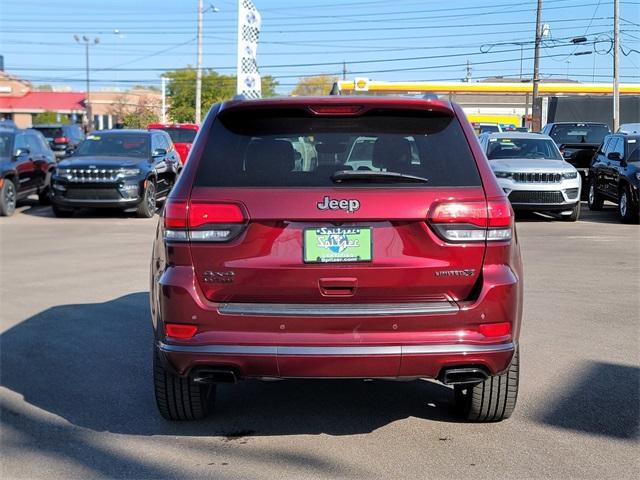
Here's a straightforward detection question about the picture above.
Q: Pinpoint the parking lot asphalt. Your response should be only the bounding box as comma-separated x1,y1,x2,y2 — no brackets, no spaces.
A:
1,200,638,480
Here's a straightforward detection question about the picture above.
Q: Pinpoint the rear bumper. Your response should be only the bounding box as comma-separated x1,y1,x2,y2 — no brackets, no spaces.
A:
158,341,516,379
154,260,522,380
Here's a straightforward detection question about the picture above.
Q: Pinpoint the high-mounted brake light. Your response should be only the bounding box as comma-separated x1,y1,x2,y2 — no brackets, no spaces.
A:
163,199,246,243
428,199,512,243
308,105,363,115
165,323,198,339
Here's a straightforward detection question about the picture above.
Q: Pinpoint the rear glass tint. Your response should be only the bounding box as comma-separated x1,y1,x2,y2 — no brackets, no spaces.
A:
549,124,610,144
160,128,197,144
195,108,481,187
34,127,63,139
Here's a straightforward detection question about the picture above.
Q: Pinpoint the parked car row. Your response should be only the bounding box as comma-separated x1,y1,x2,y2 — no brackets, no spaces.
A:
1,113,636,223
474,121,638,223
0,124,189,218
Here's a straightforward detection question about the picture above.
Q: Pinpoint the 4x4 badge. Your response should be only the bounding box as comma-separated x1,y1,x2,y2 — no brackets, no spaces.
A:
317,196,360,213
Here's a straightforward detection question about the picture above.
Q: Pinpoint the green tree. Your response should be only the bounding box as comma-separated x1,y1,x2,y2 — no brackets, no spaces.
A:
32,111,61,124
164,68,279,123
291,75,338,96
122,95,159,129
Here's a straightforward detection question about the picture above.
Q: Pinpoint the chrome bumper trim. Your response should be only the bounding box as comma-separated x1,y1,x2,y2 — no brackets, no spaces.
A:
217,301,458,317
159,342,515,356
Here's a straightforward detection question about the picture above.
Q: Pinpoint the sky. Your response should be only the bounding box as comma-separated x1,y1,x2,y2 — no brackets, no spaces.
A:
0,0,638,95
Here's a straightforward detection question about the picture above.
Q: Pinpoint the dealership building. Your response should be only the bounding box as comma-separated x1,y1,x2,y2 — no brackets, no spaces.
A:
0,71,161,129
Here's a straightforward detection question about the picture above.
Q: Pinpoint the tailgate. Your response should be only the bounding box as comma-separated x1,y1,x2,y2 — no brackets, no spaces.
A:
182,101,488,305
189,187,486,303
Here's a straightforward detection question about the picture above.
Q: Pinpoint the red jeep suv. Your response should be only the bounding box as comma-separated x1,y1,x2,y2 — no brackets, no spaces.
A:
150,96,523,422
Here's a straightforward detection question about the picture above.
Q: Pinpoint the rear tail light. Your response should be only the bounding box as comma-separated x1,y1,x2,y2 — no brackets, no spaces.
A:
428,199,512,243
53,136,68,144
163,199,246,243
165,323,198,339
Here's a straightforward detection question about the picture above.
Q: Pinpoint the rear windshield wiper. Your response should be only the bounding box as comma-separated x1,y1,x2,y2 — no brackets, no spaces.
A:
331,170,429,184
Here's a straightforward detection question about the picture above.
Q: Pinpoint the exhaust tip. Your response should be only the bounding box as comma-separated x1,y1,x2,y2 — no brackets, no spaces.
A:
441,367,489,385
193,369,238,384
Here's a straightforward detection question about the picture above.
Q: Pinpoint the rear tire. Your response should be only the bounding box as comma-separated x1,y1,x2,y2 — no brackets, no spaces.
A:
153,350,216,421
52,204,74,218
587,178,604,211
561,202,580,222
0,178,17,217
455,348,519,422
136,180,156,218
619,185,639,224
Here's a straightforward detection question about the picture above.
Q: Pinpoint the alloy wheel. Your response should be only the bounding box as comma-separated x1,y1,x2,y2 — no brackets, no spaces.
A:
620,191,628,217
5,181,16,212
147,183,156,212
588,184,595,205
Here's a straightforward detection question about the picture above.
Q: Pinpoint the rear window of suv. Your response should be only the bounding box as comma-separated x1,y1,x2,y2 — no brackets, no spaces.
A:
195,108,481,187
549,124,610,144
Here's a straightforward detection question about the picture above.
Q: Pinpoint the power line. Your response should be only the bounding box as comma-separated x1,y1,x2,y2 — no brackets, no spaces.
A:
6,39,592,73
0,17,616,35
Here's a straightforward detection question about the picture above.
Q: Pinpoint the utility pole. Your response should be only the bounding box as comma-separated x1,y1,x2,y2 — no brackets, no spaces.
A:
464,59,472,82
75,35,99,132
613,0,620,131
342,61,347,80
195,0,204,124
531,0,543,131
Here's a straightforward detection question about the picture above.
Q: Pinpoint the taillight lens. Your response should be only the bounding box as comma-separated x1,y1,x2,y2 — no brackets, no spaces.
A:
53,136,68,144
163,199,246,243
428,199,512,243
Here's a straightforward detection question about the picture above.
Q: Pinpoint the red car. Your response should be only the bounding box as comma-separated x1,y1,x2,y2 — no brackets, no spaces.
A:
150,96,523,422
147,123,198,163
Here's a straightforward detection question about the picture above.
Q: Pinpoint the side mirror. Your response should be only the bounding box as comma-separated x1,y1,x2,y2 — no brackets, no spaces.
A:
152,148,167,158
607,152,622,161
13,147,30,159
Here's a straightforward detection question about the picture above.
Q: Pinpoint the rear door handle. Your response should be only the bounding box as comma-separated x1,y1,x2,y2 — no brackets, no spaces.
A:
319,277,357,297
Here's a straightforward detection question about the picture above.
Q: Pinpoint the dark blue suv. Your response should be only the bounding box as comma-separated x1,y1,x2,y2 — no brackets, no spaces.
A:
588,133,640,223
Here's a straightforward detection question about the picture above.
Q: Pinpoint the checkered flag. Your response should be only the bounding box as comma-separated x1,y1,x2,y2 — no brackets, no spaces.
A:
237,0,262,98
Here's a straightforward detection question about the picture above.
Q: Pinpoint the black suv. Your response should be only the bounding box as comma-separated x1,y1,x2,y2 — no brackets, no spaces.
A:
51,129,182,218
32,123,85,159
0,127,56,216
541,122,611,194
588,133,640,223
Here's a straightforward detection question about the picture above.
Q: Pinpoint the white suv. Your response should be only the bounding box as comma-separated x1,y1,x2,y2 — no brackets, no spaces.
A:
478,132,582,221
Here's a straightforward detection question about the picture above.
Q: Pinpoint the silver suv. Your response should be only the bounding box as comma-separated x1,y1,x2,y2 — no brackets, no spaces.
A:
478,132,582,221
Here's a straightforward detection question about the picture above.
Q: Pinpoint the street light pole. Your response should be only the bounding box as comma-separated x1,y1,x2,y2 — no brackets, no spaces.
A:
195,0,203,124
161,76,167,124
613,0,620,131
531,0,543,131
85,41,90,127
75,35,99,132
